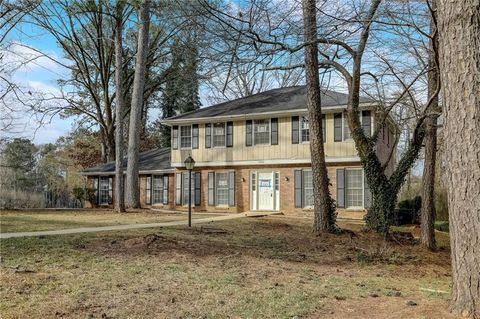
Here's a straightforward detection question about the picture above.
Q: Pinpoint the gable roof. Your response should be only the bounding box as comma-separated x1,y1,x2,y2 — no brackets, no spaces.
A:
164,85,374,123
80,148,172,175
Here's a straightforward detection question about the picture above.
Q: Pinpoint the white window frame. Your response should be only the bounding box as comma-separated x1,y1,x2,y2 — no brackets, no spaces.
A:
152,175,164,204
180,125,192,149
215,172,229,206
253,119,271,145
99,176,111,205
302,170,314,209
212,122,227,148
300,115,310,143
345,168,364,209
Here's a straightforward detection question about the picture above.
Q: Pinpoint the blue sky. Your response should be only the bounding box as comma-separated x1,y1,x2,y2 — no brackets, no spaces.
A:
4,22,75,145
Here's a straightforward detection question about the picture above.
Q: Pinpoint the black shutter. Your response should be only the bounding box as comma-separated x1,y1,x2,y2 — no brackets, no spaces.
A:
175,173,182,205
322,114,326,142
245,120,253,146
334,113,342,141
336,169,345,208
192,124,199,149
362,110,371,137
172,126,178,149
208,172,215,206
194,172,201,206
228,171,235,207
226,122,234,147
364,171,372,208
271,118,278,145
294,170,303,208
292,116,299,144
205,123,212,148
163,175,168,204
108,177,113,204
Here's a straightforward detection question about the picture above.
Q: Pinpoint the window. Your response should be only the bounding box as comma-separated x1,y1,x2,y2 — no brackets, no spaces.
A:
180,125,192,149
343,112,352,140
300,116,309,142
99,176,112,204
152,175,164,204
213,122,226,147
274,172,280,191
346,169,363,207
182,172,195,205
146,176,152,205
253,119,270,145
343,111,371,141
215,172,229,206
303,171,314,207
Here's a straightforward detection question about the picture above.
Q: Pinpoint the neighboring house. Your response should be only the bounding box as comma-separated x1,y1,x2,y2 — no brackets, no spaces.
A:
82,86,396,219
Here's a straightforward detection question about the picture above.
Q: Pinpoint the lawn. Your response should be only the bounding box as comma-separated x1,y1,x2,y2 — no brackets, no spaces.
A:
0,210,455,319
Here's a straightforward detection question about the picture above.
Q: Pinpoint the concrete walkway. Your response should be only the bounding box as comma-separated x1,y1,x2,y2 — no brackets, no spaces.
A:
0,211,280,239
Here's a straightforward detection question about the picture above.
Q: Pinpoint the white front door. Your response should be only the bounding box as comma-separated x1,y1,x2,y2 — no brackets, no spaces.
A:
257,172,274,210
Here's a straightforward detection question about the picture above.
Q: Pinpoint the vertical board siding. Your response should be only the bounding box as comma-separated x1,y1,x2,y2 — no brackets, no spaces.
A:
172,114,364,165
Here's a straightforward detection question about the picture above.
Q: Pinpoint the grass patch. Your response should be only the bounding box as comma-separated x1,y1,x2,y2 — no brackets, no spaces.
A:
0,210,454,318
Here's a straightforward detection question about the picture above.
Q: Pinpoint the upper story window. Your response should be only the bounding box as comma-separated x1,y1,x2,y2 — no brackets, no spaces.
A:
206,122,233,148
300,116,310,142
292,115,325,144
334,111,371,142
254,119,270,145
180,125,192,149
213,122,226,147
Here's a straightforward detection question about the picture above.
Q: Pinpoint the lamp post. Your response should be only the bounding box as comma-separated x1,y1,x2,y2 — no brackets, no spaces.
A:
184,155,195,227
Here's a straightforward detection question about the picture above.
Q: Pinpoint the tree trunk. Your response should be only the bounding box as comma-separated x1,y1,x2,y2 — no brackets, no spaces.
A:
437,0,480,317
114,1,125,213
125,0,151,208
421,0,439,250
301,0,336,234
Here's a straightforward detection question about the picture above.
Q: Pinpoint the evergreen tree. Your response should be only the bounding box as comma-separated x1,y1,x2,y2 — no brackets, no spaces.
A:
158,35,201,147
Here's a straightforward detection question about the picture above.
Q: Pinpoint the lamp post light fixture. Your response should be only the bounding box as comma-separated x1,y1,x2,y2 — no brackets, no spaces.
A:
184,155,195,227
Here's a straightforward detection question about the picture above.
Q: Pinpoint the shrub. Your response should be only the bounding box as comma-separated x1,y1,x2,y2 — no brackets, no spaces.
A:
72,187,96,203
0,189,44,209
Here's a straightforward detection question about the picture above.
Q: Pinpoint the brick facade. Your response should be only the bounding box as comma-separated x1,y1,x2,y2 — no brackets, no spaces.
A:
86,163,366,219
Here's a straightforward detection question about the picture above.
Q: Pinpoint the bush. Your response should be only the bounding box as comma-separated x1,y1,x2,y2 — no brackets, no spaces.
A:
72,187,96,203
0,189,44,209
397,195,422,213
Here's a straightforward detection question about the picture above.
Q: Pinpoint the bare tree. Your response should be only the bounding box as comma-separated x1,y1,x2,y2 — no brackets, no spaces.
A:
420,0,439,250
199,0,440,233
301,0,335,233
125,0,151,208
437,0,480,317
114,0,126,213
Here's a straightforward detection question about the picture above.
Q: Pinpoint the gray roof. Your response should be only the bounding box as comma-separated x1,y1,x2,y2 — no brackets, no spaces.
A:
81,148,171,175
166,85,373,121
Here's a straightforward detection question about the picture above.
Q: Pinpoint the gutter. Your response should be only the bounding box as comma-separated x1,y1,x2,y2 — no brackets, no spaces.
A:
161,102,378,126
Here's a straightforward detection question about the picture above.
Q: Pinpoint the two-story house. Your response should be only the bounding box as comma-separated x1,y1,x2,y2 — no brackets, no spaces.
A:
82,86,396,219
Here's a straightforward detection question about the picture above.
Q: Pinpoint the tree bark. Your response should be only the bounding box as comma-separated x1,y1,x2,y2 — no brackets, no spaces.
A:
114,1,125,213
420,0,439,250
437,0,480,317
301,0,336,234
125,0,151,208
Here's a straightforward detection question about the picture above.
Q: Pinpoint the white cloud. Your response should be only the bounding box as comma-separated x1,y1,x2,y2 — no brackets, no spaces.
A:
1,42,68,77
